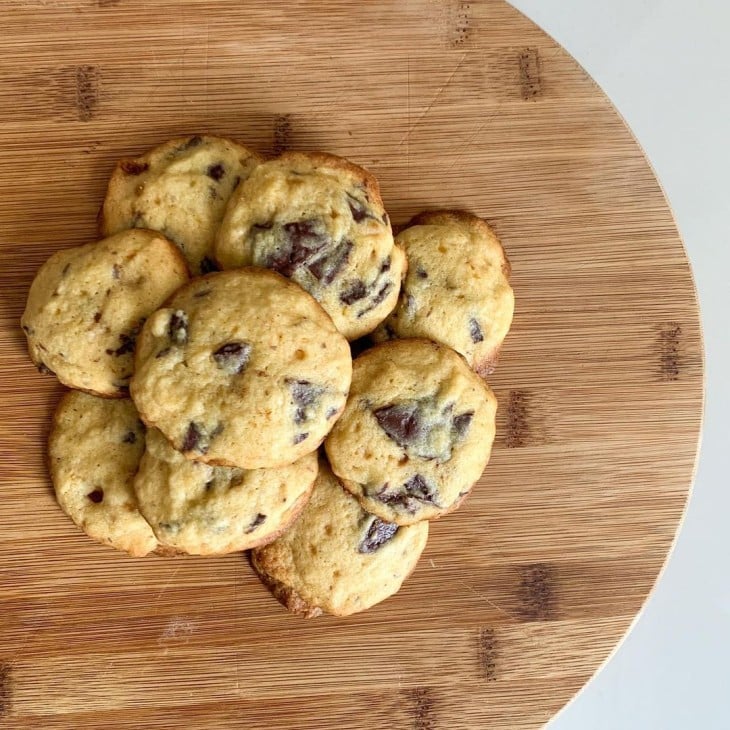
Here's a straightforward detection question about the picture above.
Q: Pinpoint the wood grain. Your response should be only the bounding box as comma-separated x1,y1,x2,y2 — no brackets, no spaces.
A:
0,1,703,728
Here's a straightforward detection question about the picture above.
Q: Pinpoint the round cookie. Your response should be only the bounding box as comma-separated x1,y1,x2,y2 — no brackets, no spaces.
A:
49,391,157,557
100,134,262,274
372,210,514,376
130,269,352,470
214,151,406,340
325,339,497,526
134,428,318,555
252,459,429,617
21,229,189,397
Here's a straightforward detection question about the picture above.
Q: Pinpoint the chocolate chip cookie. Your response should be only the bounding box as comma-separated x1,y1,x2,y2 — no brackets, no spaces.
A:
325,339,497,525
134,428,318,555
100,134,262,274
214,151,406,340
130,268,352,469
252,459,429,617
372,210,514,376
22,229,189,397
49,391,157,557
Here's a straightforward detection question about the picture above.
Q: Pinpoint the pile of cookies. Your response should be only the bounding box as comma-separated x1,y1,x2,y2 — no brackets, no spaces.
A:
21,135,514,617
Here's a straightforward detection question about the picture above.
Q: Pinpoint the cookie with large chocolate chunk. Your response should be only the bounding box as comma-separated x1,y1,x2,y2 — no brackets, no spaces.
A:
252,459,428,617
325,339,497,525
49,391,158,557
100,135,262,274
372,210,514,376
21,229,189,396
130,269,352,469
134,428,318,555
214,151,406,340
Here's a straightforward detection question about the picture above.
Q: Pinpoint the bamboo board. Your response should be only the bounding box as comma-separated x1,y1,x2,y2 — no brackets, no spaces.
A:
0,1,704,728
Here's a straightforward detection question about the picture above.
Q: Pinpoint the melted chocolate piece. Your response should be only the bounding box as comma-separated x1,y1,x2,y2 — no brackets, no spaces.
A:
181,422,206,453
212,341,252,375
346,192,370,222
308,239,352,284
180,135,203,150
373,403,422,448
206,163,225,181
286,379,325,424
416,267,428,279
452,411,474,439
469,317,484,343
245,513,267,533
122,431,137,444
293,432,308,444
358,517,399,553
120,160,149,175
374,474,438,513
155,347,171,359
357,281,393,318
107,331,136,357
340,280,367,305
168,310,188,345
87,488,104,503
267,219,329,278
37,362,55,375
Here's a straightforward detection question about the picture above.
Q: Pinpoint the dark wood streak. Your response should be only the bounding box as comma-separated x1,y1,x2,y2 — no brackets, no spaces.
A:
477,627,498,681
0,662,12,718
519,48,542,100
75,65,99,121
450,1,471,48
518,563,555,621
273,114,292,155
505,389,530,448
658,321,682,381
405,687,435,730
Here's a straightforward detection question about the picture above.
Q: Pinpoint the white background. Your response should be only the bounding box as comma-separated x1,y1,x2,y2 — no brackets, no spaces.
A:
508,1,730,728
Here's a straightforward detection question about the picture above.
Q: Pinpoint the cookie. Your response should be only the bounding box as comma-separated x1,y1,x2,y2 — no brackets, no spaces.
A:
130,268,352,469
134,428,318,555
49,391,157,557
372,210,514,376
215,151,406,340
100,134,262,274
252,459,429,617
21,229,189,397
325,339,497,525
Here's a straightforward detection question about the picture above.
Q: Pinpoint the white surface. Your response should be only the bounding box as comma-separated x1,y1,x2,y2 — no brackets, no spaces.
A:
508,1,730,728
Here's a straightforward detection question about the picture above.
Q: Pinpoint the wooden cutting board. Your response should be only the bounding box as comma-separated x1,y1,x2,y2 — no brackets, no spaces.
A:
0,1,703,728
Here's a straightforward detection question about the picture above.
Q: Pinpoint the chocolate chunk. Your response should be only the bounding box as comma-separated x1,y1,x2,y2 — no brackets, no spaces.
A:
340,280,367,305
155,347,171,359
181,422,207,453
180,135,203,150
93,311,102,323
120,160,149,175
293,432,308,444
212,341,252,375
376,474,438,512
308,239,352,285
112,264,121,280
469,317,484,343
357,282,393,318
346,192,370,222
22,324,34,335
405,293,416,315
416,267,428,279
204,479,215,491
251,221,273,234
358,517,399,553
325,407,339,419
168,310,188,345
402,473,438,504
384,323,396,339
87,488,104,503
286,379,325,424
37,362,55,376
245,513,267,533
452,411,474,439
206,163,225,181
380,257,391,273
193,288,213,298
373,403,421,448
199,257,219,274
122,431,137,444
266,219,329,278
107,331,136,356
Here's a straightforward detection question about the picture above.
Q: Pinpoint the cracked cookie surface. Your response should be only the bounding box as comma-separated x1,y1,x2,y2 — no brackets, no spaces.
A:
22,229,189,396
372,210,514,376
325,339,497,525
215,151,406,340
49,391,158,557
101,134,261,274
130,268,352,469
134,428,318,555
252,459,428,617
